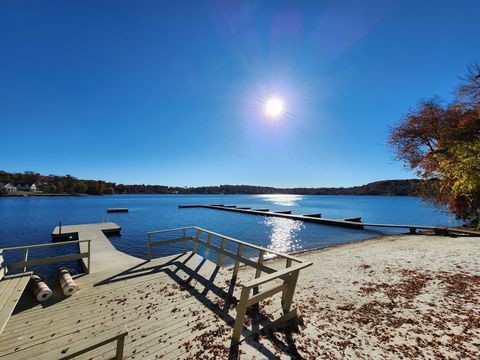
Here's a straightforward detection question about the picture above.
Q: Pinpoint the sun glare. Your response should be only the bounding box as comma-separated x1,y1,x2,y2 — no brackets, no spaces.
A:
264,97,285,119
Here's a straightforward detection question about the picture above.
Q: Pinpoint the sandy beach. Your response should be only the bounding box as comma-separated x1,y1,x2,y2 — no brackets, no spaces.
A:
236,234,480,359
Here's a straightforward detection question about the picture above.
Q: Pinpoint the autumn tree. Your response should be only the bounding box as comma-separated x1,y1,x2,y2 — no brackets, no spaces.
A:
73,182,88,194
389,64,480,225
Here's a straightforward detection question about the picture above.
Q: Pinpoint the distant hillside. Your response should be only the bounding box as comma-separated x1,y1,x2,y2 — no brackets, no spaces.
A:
176,179,424,196
0,170,424,196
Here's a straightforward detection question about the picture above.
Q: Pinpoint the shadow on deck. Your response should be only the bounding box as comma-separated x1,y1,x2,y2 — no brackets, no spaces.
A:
94,252,304,359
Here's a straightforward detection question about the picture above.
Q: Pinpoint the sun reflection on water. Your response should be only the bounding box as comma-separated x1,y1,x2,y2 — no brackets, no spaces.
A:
256,194,304,206
263,217,304,255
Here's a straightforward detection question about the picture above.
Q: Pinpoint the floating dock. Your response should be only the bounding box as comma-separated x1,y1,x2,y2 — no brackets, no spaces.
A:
107,208,129,213
179,204,480,236
51,222,141,273
179,204,365,229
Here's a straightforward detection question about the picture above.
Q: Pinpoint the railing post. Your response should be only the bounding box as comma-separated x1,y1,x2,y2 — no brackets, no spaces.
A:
192,229,201,254
253,250,265,295
286,258,292,268
255,250,265,279
205,234,212,257
216,238,227,267
87,240,91,274
182,229,187,254
115,333,126,360
147,233,151,260
281,270,299,314
23,248,29,273
233,243,244,278
232,286,250,343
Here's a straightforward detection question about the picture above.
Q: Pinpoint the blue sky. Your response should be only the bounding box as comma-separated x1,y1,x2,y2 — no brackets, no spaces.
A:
1,0,479,187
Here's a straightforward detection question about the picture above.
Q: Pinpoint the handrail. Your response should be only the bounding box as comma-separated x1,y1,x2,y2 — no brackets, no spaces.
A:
242,261,313,289
1,239,91,252
148,226,304,263
1,240,92,274
146,226,194,235
192,226,305,263
147,226,312,343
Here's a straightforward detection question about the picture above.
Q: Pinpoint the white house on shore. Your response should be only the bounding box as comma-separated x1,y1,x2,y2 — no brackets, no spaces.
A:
15,183,38,192
2,183,17,192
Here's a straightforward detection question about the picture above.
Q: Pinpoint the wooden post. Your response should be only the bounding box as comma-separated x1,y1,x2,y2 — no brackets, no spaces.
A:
23,248,29,273
253,250,265,295
286,258,292,268
281,270,299,314
182,229,187,253
255,250,265,279
115,333,126,360
205,234,212,257
147,233,151,260
232,286,250,343
192,229,201,254
0,250,5,279
216,238,227,267
87,240,91,274
233,243,244,278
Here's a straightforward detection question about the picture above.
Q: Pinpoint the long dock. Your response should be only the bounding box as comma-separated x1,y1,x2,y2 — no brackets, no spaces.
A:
51,222,142,273
179,204,480,236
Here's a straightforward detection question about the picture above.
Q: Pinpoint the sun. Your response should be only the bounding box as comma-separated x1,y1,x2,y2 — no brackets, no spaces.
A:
264,97,285,119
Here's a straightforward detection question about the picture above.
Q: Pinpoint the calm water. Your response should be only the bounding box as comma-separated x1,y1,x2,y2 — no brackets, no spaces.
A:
0,194,459,278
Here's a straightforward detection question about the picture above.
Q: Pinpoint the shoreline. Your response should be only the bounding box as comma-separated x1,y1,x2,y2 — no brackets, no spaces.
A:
287,230,479,258
0,192,85,197
0,192,427,197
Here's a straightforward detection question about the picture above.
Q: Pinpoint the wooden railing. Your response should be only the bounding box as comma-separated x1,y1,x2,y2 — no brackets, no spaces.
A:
147,226,312,343
1,239,92,274
38,325,128,360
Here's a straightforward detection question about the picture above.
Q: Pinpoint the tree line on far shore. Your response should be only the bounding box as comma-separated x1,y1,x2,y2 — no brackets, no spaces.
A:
0,170,424,197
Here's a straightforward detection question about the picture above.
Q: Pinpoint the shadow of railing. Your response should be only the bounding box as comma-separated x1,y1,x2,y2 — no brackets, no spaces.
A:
93,253,303,359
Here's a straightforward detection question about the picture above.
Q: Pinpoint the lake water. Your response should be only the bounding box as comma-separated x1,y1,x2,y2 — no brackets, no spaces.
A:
0,194,460,278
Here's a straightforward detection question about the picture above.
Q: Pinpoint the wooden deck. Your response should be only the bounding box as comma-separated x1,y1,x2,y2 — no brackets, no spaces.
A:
52,223,142,273
0,224,311,359
52,222,122,237
0,252,289,359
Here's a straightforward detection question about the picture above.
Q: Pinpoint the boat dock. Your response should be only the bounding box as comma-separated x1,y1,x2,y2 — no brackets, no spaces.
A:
179,204,365,229
179,204,480,236
51,222,141,273
0,224,311,359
